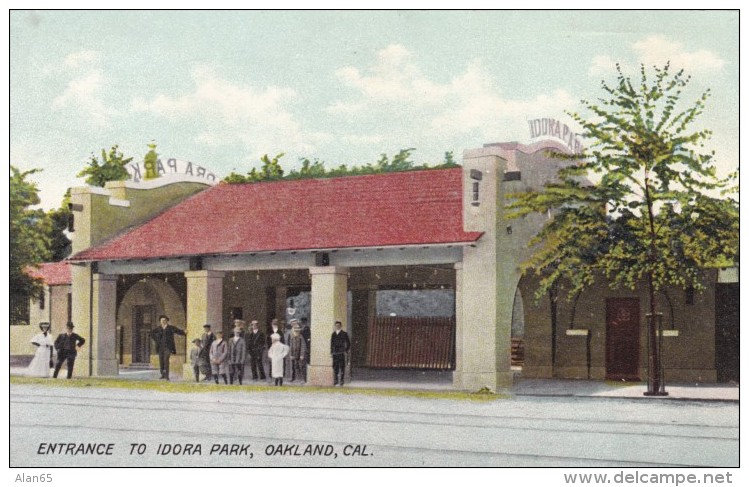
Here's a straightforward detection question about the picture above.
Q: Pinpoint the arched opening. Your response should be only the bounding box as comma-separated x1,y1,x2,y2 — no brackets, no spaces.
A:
117,277,186,371
510,286,525,369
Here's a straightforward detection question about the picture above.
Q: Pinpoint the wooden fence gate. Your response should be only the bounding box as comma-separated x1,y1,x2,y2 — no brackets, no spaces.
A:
365,316,455,369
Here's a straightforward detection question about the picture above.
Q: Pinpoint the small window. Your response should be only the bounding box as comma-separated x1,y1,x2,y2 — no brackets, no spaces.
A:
39,289,45,310
10,293,30,326
67,293,72,323
472,181,480,206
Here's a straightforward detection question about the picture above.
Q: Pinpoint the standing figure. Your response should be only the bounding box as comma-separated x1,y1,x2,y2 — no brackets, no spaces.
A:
288,324,307,383
229,328,247,385
233,319,247,339
27,322,55,377
149,315,186,381
300,318,311,365
53,322,85,379
246,320,266,381
330,321,351,386
267,333,289,386
210,330,229,384
189,338,202,382
200,324,215,381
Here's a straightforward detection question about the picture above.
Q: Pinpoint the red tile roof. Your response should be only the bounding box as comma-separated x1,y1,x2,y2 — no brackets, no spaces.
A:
26,261,72,286
69,168,482,262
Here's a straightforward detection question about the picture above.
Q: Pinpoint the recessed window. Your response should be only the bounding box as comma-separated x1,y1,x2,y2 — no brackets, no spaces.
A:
472,181,480,206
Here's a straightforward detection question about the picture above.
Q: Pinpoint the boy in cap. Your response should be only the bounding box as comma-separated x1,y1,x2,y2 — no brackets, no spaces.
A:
288,322,307,383
189,338,203,382
210,330,229,384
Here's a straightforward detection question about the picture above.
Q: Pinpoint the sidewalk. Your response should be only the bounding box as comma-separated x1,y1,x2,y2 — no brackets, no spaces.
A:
10,367,739,402
511,378,740,402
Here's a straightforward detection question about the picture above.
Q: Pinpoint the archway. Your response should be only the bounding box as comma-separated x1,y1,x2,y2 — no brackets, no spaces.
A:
117,278,186,370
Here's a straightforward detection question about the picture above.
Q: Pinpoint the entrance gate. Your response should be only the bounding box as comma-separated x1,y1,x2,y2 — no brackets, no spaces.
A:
365,316,455,369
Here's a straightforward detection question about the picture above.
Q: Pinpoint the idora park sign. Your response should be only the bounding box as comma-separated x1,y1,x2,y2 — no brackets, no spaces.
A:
528,117,583,154
126,157,219,184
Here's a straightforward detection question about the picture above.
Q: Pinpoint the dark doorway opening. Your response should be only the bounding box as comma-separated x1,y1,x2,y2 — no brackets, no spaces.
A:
715,283,739,383
132,305,154,364
605,298,640,380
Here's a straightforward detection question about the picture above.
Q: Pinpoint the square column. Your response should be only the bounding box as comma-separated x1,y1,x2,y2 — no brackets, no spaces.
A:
91,273,119,376
308,266,348,386
184,270,225,379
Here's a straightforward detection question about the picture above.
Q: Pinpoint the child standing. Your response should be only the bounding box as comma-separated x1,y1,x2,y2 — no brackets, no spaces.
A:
189,338,202,382
267,333,289,386
210,330,229,384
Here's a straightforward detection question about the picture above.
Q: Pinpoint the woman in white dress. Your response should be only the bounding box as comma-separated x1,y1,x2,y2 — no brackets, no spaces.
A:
26,322,55,377
267,333,289,386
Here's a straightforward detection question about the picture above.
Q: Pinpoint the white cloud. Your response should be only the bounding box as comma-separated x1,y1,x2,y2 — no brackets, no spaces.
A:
633,36,725,72
131,66,322,160
51,50,113,127
333,44,448,104
63,50,100,69
330,46,578,143
588,55,620,77
343,134,384,145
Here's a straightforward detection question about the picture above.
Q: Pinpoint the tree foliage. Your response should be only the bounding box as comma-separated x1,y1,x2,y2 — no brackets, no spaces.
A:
508,63,738,302
507,63,738,392
10,166,51,298
46,189,73,261
223,148,459,184
77,145,133,187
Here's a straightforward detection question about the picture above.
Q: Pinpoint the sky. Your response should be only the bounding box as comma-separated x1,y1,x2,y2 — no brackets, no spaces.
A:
8,10,740,209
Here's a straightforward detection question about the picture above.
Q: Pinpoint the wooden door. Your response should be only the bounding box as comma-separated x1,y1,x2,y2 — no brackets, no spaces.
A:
715,283,739,383
605,298,640,380
132,305,154,364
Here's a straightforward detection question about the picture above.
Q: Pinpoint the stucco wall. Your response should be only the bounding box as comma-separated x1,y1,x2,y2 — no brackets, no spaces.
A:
11,284,70,357
520,271,718,382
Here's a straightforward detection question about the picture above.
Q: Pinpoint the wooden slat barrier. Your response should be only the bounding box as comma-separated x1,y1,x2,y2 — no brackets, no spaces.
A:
511,337,524,366
365,316,455,369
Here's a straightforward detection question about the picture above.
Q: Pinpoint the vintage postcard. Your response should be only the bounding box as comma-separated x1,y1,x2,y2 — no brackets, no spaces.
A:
7,8,740,484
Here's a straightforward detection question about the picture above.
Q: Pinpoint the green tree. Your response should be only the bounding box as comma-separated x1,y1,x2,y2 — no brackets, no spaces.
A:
10,166,51,301
77,145,133,187
46,189,73,261
223,148,460,183
507,63,738,394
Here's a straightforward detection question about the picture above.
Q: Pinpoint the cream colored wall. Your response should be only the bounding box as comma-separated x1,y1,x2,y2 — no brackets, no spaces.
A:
11,284,71,357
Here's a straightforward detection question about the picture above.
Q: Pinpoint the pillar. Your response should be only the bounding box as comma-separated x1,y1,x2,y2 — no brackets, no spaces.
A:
184,270,224,379
308,266,348,386
90,273,118,376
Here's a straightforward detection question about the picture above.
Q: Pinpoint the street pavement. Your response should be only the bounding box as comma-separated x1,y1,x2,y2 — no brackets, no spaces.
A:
10,380,739,468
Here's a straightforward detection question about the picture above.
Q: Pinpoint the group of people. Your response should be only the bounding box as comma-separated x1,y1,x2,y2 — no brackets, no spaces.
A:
187,318,315,386
25,321,86,379
25,314,351,386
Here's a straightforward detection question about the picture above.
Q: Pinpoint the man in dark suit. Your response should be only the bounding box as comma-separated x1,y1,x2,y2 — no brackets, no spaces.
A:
53,322,86,379
199,324,215,381
150,315,186,381
246,320,266,380
330,321,351,386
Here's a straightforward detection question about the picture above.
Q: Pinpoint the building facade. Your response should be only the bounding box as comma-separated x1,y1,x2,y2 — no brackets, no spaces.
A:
11,141,738,387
